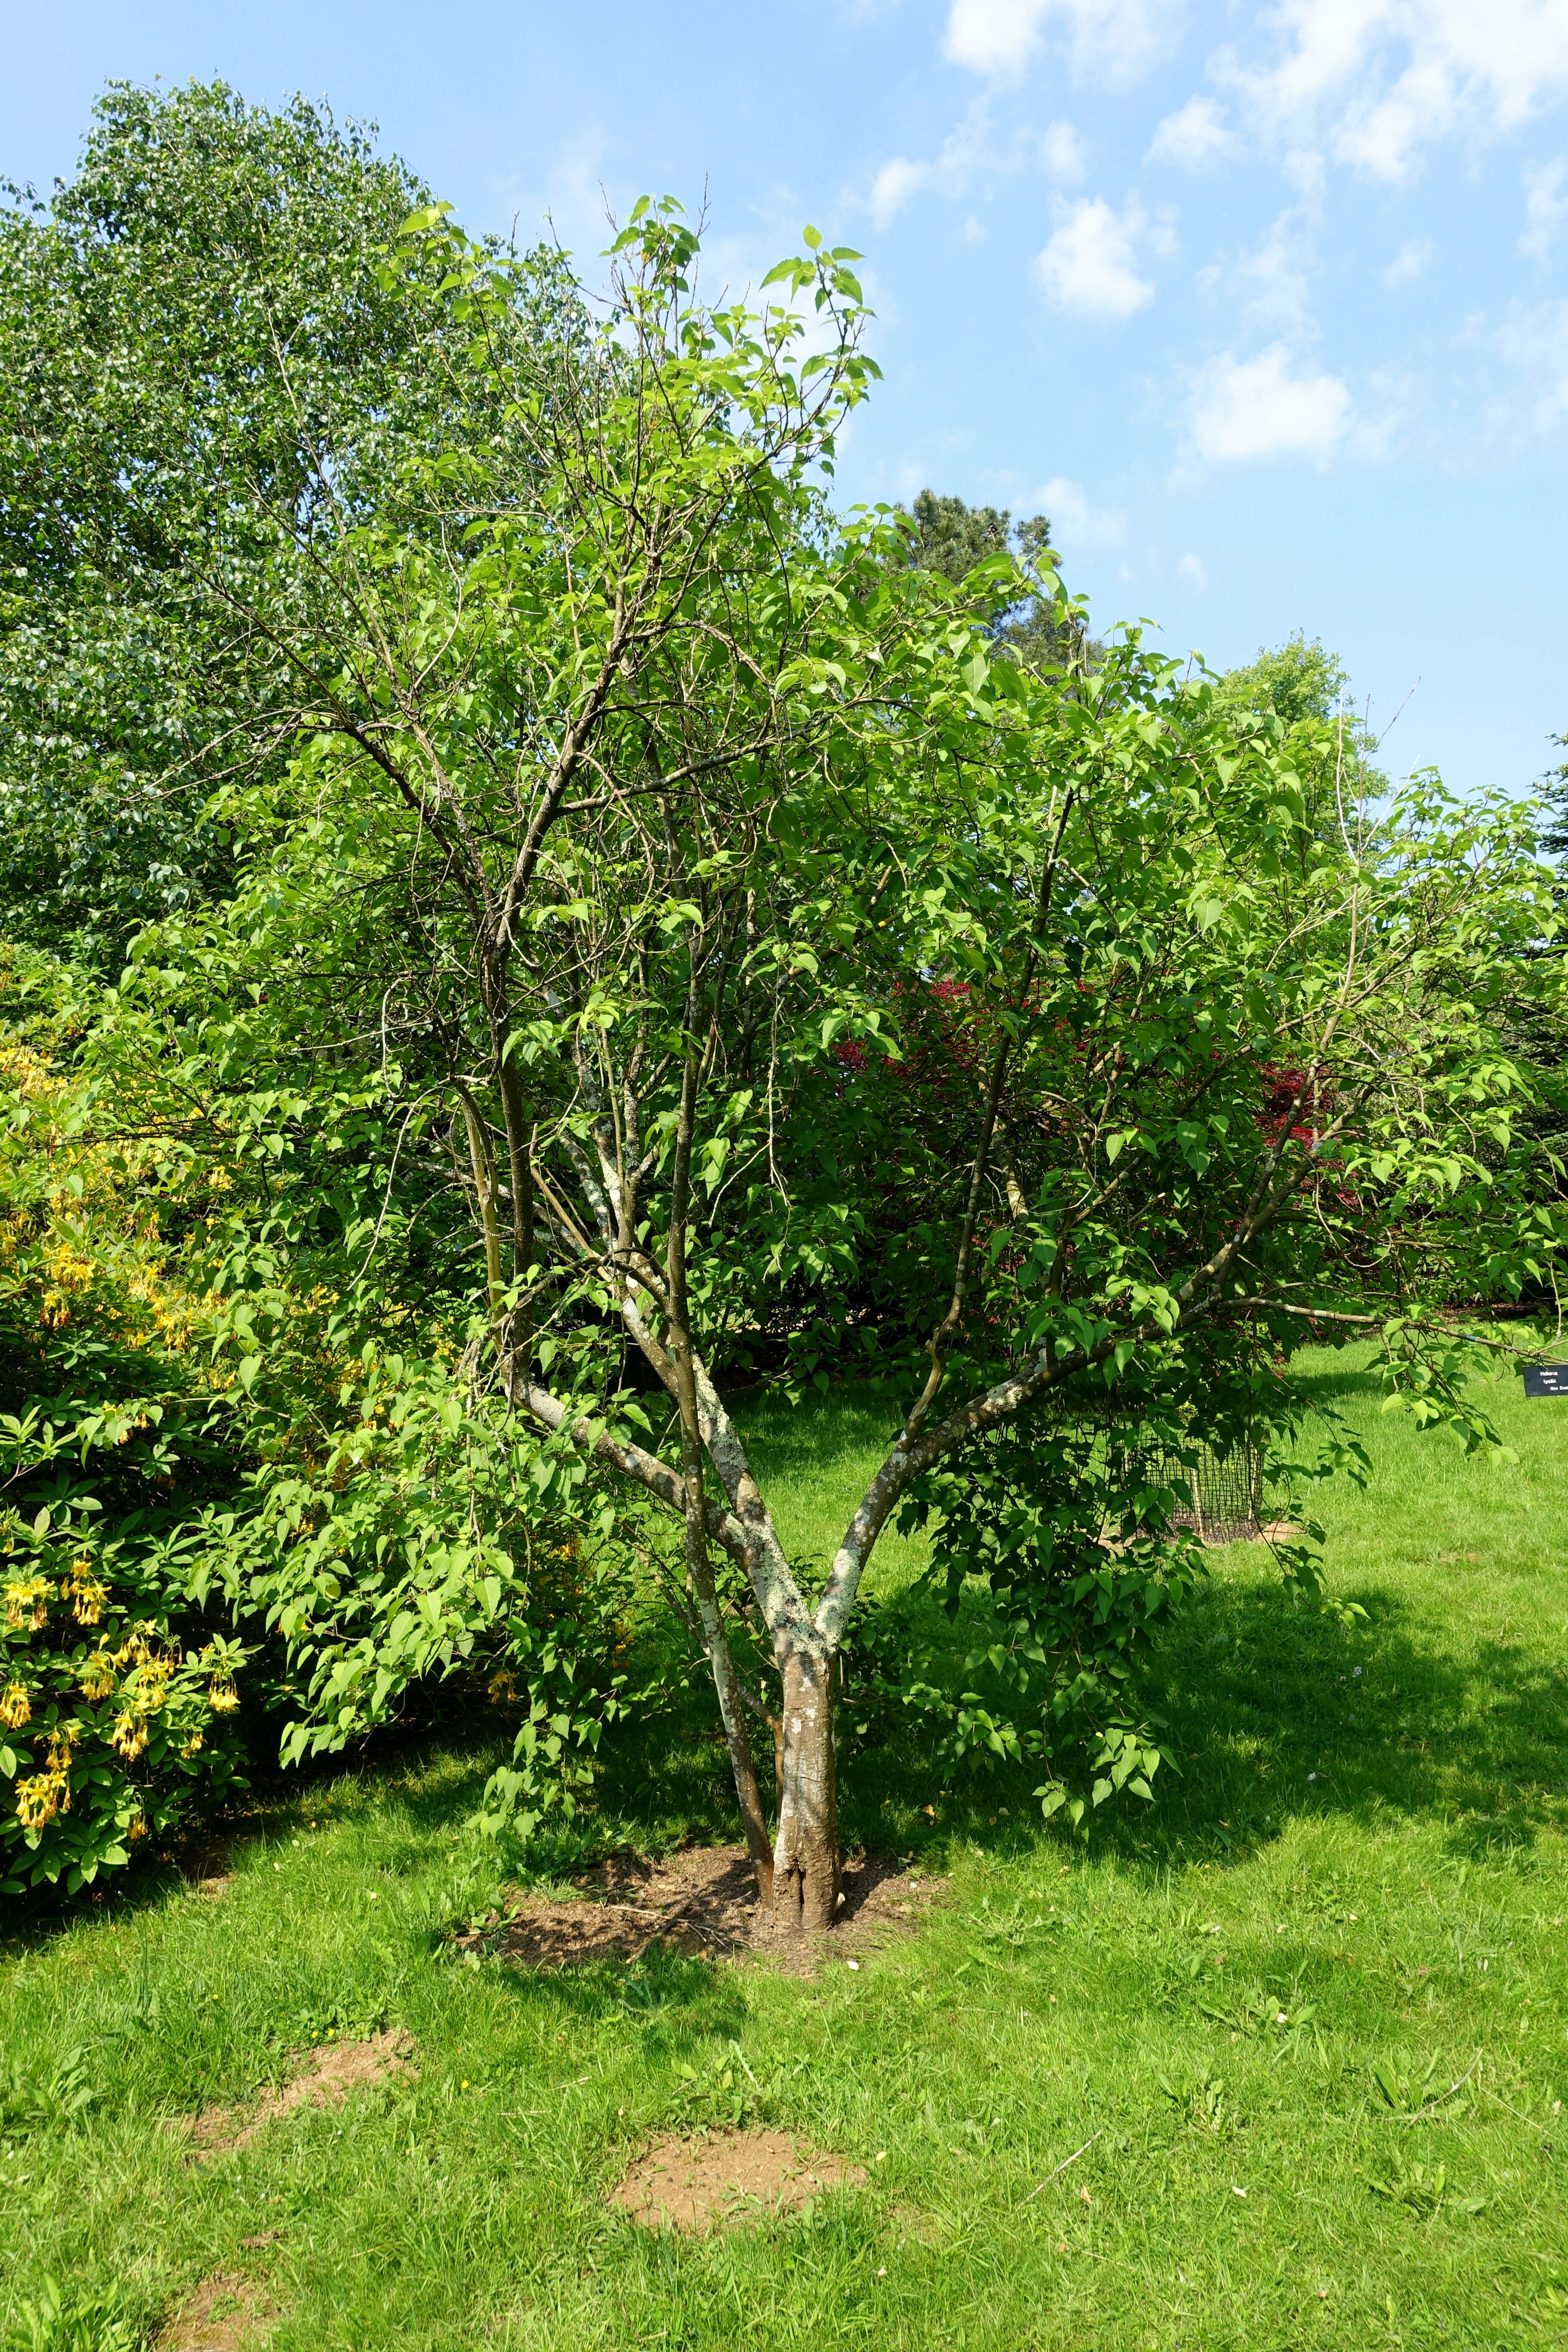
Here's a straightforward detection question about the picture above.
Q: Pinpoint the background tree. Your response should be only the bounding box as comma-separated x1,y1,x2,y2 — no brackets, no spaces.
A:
894,487,1091,672
0,83,595,1889
1541,738,1568,861
1213,633,1350,728
0,80,579,967
1213,632,1386,809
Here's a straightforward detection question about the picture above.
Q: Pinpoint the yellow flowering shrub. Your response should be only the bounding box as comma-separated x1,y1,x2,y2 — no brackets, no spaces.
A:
1,957,249,1895
0,1485,251,1893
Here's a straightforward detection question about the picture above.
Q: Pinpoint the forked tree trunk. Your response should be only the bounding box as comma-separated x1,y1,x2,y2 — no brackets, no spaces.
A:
769,1648,839,1934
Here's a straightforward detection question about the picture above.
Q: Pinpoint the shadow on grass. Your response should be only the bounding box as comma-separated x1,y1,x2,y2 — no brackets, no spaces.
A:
14,1568,1559,1963
427,1521,1568,1904
470,1941,754,2055
591,1519,1568,1896
1133,1568,1568,1869
14,1365,1564,1951
0,1730,511,1957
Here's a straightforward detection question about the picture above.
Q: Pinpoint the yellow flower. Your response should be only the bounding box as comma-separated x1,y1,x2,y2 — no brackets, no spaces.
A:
126,1809,148,1843
206,1674,239,1714
0,1681,30,1730
3,1577,51,1632
44,1722,78,1775
134,1661,172,1711
111,1711,149,1761
79,1650,116,1702
118,1641,174,1717
178,1730,205,1758
14,1773,62,1831
67,1562,107,1626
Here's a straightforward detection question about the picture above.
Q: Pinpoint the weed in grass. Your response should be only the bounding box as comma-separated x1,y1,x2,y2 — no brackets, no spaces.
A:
4,2275,137,2352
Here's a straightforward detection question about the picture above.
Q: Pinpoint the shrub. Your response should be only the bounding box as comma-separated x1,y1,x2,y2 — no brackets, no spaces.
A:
0,956,248,1894
0,1443,248,1894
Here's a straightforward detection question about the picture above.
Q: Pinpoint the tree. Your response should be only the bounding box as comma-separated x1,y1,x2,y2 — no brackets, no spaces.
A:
897,487,1014,587
1541,739,1568,862
894,488,1090,672
1213,633,1385,806
124,200,1561,1943
0,80,578,965
1214,634,1351,729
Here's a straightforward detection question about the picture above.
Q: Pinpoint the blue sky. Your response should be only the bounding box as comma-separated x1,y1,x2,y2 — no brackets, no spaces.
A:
6,0,1568,802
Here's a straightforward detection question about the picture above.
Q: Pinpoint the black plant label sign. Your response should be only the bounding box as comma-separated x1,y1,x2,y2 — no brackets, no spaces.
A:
1522,1364,1568,1399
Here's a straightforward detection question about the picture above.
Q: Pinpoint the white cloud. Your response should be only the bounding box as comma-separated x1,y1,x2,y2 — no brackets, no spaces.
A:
1494,297,1568,432
1147,95,1236,166
1522,157,1568,258
1217,0,1568,183
883,454,938,503
943,0,1180,86
1178,552,1208,586
945,0,1053,75
1356,365,1421,458
1195,213,1314,340
945,0,1044,74
1041,120,1088,180
869,156,933,226
934,96,1006,181
1384,238,1434,283
1036,196,1158,317
1183,344,1354,464
1281,145,1328,199
1028,474,1128,547
1227,213,1314,334
858,97,1054,229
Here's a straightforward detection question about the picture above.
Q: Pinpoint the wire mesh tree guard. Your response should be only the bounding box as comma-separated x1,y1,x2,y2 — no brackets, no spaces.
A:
1107,1435,1265,1546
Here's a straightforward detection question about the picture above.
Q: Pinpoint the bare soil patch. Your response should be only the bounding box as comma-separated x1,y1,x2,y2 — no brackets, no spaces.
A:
175,1836,236,1899
461,1846,945,1975
155,2272,273,2351
609,2127,867,2232
186,2028,415,2156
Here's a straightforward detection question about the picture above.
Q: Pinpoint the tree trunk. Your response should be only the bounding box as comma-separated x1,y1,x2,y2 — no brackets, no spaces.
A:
770,1647,839,1936
689,1542,775,1905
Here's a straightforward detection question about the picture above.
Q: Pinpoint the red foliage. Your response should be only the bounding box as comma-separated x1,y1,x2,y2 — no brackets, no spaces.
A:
1257,1064,1326,1144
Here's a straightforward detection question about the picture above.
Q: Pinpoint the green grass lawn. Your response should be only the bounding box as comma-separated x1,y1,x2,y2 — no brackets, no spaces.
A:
4,1346,1568,2350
